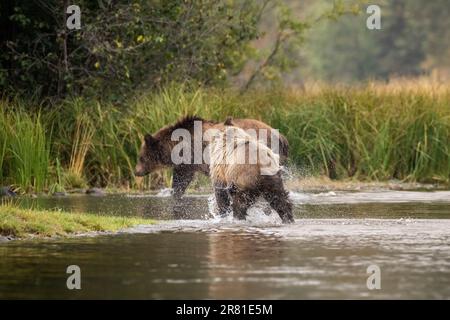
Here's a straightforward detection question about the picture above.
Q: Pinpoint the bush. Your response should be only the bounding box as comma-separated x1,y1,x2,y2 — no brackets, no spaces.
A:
0,0,262,100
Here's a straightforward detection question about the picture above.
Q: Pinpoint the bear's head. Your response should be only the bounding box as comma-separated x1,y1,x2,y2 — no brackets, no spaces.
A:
135,134,166,177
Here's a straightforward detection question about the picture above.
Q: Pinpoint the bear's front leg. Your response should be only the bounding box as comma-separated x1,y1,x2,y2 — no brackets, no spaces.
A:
172,165,195,200
230,190,255,220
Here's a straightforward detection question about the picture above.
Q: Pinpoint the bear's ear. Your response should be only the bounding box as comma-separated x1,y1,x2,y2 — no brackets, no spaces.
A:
144,134,157,146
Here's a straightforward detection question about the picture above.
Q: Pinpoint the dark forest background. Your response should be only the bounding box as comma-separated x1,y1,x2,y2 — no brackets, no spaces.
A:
1,0,449,101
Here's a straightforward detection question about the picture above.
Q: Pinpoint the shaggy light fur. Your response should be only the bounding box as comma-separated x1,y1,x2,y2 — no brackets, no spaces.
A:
209,126,280,190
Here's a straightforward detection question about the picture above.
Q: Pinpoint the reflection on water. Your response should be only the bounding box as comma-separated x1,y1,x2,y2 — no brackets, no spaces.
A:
1,191,450,299
14,194,210,220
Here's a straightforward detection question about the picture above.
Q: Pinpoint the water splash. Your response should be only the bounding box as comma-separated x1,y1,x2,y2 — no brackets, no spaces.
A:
208,194,283,226
156,188,173,197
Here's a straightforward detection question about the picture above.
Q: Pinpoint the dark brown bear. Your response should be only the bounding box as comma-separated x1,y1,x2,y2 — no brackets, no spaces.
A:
135,115,289,200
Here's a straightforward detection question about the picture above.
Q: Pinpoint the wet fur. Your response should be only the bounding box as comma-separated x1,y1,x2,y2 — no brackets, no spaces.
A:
209,127,294,223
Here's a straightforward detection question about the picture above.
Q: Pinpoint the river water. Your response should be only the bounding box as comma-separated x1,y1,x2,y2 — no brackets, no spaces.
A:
1,191,450,299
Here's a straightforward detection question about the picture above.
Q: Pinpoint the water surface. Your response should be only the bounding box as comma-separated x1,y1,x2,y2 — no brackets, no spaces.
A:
1,191,450,299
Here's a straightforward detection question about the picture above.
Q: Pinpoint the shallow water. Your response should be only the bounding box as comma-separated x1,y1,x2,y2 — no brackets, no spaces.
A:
1,191,450,299
13,191,450,219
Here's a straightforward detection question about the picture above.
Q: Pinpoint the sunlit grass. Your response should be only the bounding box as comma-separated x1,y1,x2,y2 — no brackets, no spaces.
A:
0,203,155,239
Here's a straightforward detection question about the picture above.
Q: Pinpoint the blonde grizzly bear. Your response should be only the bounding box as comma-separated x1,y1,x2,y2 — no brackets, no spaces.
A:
208,126,294,223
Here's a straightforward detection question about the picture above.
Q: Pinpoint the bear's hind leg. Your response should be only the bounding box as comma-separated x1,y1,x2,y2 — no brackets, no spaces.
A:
268,190,294,224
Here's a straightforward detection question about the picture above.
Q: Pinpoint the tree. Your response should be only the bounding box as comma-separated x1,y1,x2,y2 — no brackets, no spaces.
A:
374,0,425,78
0,0,264,100
300,0,450,82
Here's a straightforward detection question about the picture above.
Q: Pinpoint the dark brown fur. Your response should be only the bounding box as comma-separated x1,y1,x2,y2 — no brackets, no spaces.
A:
225,173,294,223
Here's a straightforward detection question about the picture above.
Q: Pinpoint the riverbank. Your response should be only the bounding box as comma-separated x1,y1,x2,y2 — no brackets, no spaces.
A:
0,205,155,241
2,175,449,199
284,176,449,192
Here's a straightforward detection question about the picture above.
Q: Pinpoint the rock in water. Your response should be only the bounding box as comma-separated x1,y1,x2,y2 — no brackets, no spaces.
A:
156,188,173,197
0,186,16,197
86,188,105,196
0,235,14,242
52,191,68,197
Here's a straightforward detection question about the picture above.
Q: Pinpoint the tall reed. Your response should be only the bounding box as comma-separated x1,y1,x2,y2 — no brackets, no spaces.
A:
0,109,7,184
68,112,94,185
5,111,51,192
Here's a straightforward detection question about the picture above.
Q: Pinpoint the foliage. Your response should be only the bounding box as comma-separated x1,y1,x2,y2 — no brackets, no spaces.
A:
0,0,265,99
0,0,369,99
302,0,450,82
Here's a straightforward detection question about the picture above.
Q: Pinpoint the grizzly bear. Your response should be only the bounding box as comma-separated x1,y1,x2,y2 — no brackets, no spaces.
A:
134,115,289,200
208,126,294,223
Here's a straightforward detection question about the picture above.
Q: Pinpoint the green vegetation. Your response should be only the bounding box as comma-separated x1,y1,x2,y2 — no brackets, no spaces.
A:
0,0,313,99
3,111,51,192
1,81,449,193
0,203,154,239
291,0,450,82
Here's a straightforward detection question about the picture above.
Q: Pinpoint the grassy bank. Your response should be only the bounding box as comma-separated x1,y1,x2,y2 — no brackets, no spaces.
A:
1,80,449,192
0,204,154,239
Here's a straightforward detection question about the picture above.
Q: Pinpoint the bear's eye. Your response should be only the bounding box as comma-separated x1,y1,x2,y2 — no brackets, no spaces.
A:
139,156,145,162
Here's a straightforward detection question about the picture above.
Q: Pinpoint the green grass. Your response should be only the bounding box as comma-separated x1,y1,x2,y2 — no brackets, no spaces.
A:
1,81,449,192
0,110,7,184
0,100,51,192
8,112,51,192
0,204,154,239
